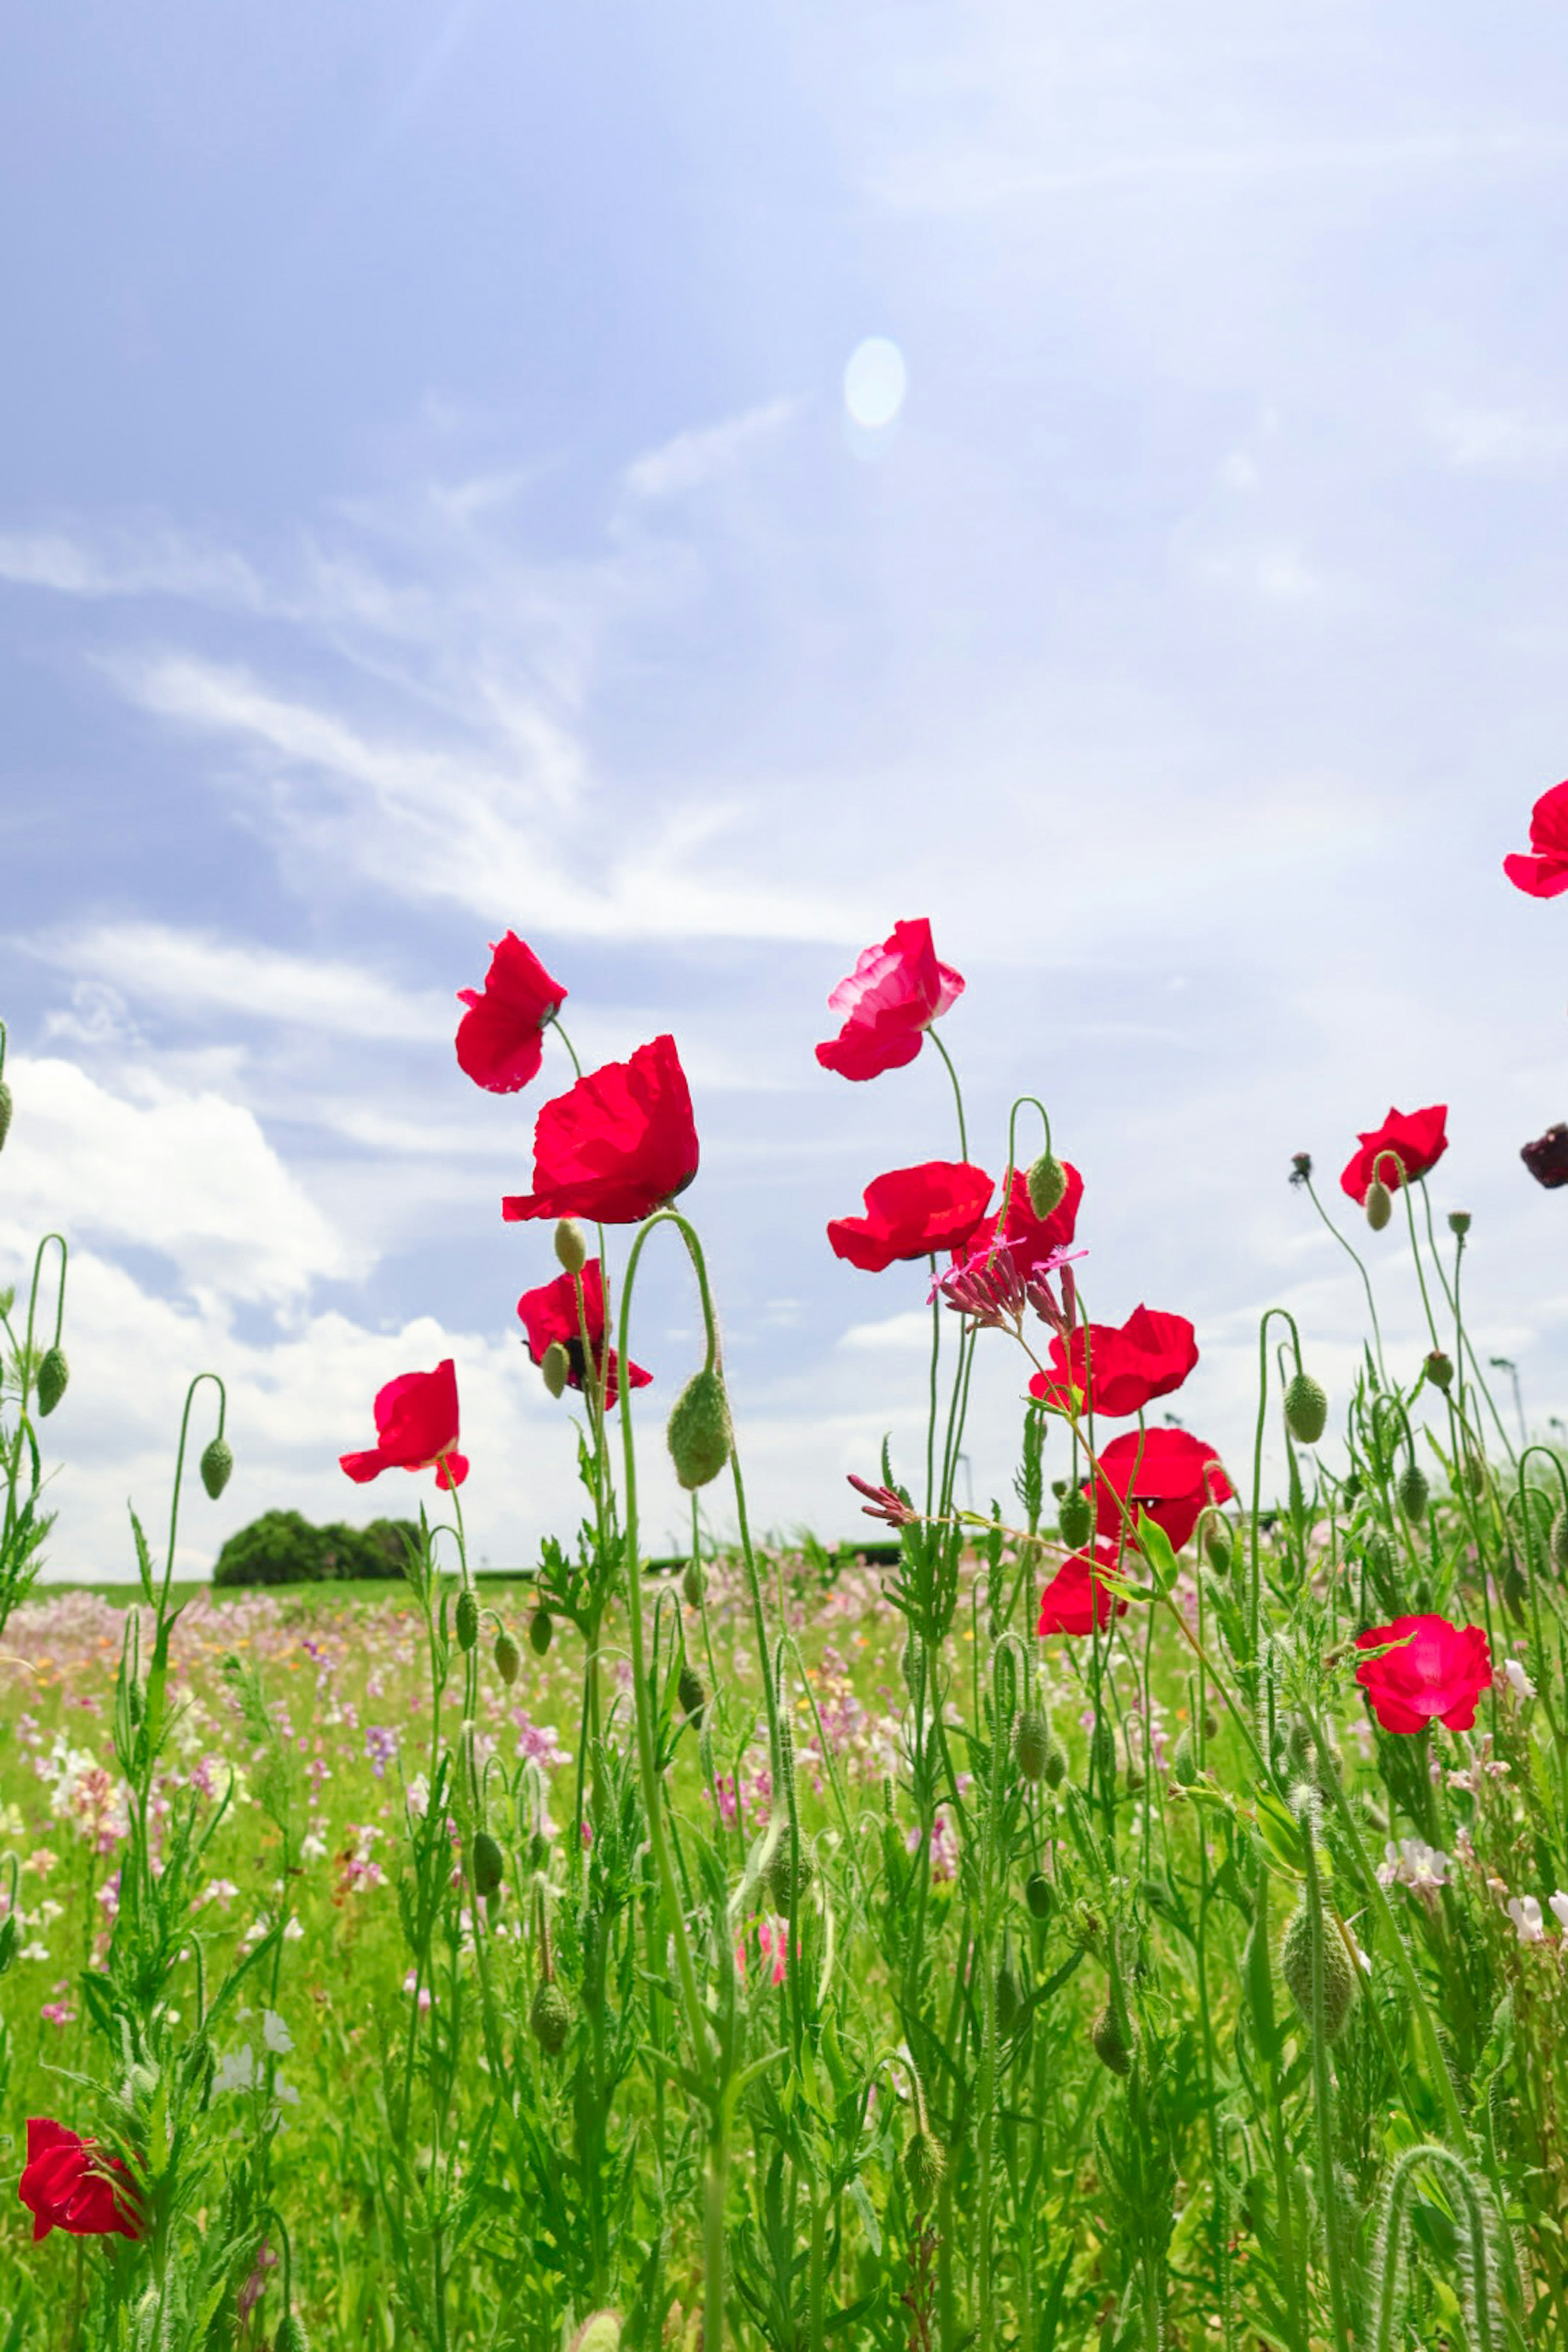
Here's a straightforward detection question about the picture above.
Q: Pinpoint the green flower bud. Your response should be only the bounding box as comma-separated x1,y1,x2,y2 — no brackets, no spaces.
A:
1283,1371,1327,1446
275,2318,310,2352
1551,1508,1568,1575
0,1077,11,1153
1013,1705,1050,1783
1043,1732,1068,1788
568,2317,624,2352
471,1831,505,1900
1170,1730,1200,1786
1091,1999,1134,2075
198,1437,233,1499
1025,1151,1067,1220
1090,1719,1116,1800
1424,1349,1454,1392
1057,1489,1093,1550
36,1347,68,1418
677,1660,706,1726
0,1912,17,1976
1459,1450,1487,1498
682,1558,704,1608
903,2125,946,2212
455,1588,480,1651
529,1607,553,1657
1024,1871,1055,1922
995,1947,1021,2034
1204,1518,1233,1572
527,1829,550,1871
666,1367,733,1491
766,1839,815,1915
554,1218,588,1275
1365,1179,1393,1232
530,1978,571,2056
541,1341,570,1399
1396,1463,1429,1523
1280,1892,1356,2042
494,1628,521,1686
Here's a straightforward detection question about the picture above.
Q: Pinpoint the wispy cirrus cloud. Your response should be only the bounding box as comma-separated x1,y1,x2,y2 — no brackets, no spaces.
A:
623,398,798,502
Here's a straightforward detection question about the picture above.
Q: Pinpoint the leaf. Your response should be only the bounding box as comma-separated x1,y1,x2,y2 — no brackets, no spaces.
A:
1136,1510,1180,1594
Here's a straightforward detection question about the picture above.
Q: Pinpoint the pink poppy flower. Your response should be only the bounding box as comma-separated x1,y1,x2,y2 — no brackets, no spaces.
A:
340,1359,468,1490
455,932,567,1093
815,920,964,1081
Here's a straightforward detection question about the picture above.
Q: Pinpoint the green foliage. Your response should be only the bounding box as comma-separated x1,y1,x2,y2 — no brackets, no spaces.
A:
212,1508,418,1586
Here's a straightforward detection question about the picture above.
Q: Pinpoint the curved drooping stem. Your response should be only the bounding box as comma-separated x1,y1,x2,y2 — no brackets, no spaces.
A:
1370,2144,1504,2352
164,1372,227,1608
1249,1308,1306,1661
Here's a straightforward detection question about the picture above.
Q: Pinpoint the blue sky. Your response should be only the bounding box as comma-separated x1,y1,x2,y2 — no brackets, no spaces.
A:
4,3,1568,1577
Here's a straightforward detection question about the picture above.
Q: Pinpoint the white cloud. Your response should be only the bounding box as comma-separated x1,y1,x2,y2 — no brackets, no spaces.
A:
624,399,797,502
0,1056,359,1303
0,525,270,607
31,922,451,1044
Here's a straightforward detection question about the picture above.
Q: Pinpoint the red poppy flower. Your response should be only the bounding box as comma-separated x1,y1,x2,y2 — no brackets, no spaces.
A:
1503,782,1568,900
1354,1613,1491,1734
1030,1305,1198,1419
19,2119,140,2243
340,1359,468,1490
815,919,964,1081
959,1163,1084,1280
1085,1427,1232,1554
827,1161,993,1273
1521,1124,1568,1189
502,1035,699,1225
516,1260,650,1407
1037,1544,1128,1637
454,932,567,1094
1339,1105,1449,1205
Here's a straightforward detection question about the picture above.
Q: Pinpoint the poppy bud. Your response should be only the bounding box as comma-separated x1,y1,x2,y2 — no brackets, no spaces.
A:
682,1559,704,1608
530,1978,571,2055
541,1341,570,1399
1448,1210,1471,1237
1204,1519,1232,1573
903,2126,946,2212
1424,1350,1454,1392
1283,1372,1327,1446
995,1947,1021,2034
1552,1508,1568,1574
1170,1730,1199,1786
1091,1999,1134,2075
494,1628,521,1686
456,1588,480,1651
554,1218,588,1275
1024,1871,1054,1921
1090,1719,1116,1798
1459,1451,1487,1498
529,1607,553,1657
1365,1180,1392,1232
568,2319,624,2352
528,1828,550,1871
1057,1490,1093,1550
1043,1732,1068,1788
275,2319,310,2352
1025,1152,1067,1220
198,1437,234,1499
0,1076,11,1152
766,1840,814,1914
1396,1463,1429,1523
472,1831,505,1899
36,1347,68,1417
677,1660,706,1726
666,1368,733,1491
1013,1706,1050,1782
1280,1891,1356,2042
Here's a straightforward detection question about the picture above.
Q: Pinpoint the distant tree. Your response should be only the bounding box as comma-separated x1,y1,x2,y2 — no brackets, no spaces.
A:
213,1511,421,1587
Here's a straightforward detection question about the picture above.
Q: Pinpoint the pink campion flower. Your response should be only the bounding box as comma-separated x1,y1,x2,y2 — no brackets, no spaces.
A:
1503,781,1568,899
846,1474,920,1528
1508,1894,1547,1945
340,1360,468,1490
815,920,964,1081
455,932,567,1093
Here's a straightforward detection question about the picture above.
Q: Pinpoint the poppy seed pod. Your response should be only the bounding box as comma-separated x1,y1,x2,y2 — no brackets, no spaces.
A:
1365,1180,1392,1232
0,1077,11,1152
1283,1371,1327,1446
553,1218,588,1274
1057,1489,1093,1550
677,1660,706,1726
666,1368,733,1491
1280,1892,1356,2041
199,1437,234,1500
682,1558,704,1608
1396,1463,1430,1523
1448,1209,1471,1237
1013,1705,1050,1782
903,2125,946,2212
1025,1151,1068,1220
455,1588,480,1652
530,1978,571,2056
1424,1349,1454,1392
1024,1871,1055,1921
36,1347,69,1418
529,1607,553,1657
1091,1999,1134,2075
494,1628,521,1687
471,1831,505,1900
540,1341,570,1400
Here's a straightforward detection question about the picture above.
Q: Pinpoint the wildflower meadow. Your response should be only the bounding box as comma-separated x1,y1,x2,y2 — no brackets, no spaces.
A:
9,784,1568,2349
